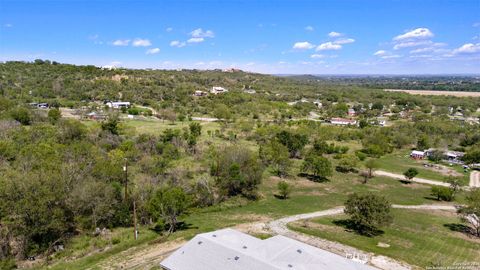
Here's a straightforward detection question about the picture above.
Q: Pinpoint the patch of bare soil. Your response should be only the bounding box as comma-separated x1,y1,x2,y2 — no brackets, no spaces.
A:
98,238,185,270
385,89,480,97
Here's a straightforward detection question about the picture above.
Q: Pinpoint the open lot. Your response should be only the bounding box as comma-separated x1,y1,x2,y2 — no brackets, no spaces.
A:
289,209,480,268
375,150,469,185
385,89,480,97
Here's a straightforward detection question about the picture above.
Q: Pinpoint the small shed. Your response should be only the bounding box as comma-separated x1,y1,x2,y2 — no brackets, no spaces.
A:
410,150,426,160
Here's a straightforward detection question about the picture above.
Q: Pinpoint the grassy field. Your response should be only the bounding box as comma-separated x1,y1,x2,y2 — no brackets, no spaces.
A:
39,168,440,269
375,150,469,185
289,209,480,268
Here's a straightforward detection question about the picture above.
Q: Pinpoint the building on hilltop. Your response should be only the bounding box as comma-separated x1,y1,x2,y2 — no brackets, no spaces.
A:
329,118,357,126
210,86,229,95
160,228,374,270
105,101,131,109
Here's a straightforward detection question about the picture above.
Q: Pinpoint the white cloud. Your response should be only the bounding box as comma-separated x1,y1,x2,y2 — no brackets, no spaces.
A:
305,26,314,31
190,28,215,38
393,40,431,50
310,54,325,59
473,22,480,27
381,54,401,59
146,48,160,54
293,41,315,50
334,38,355,45
316,42,342,51
132,38,152,47
394,28,433,41
166,27,173,32
112,39,130,46
4,23,13,28
188,37,204,43
373,50,387,56
452,43,480,54
170,40,186,47
328,31,342,37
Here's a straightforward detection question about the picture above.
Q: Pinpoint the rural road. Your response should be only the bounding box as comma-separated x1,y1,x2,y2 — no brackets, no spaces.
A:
470,171,480,188
375,170,451,187
267,204,456,270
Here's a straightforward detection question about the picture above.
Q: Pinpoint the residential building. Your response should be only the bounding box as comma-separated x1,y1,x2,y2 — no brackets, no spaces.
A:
160,228,374,270
330,118,357,126
210,86,229,95
410,150,426,159
105,101,131,109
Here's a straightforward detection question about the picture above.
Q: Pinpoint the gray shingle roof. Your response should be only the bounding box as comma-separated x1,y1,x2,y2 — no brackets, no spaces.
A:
160,228,376,270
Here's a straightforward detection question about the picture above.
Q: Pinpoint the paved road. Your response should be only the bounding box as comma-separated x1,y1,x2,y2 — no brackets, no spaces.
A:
267,204,456,270
470,171,480,188
375,170,451,187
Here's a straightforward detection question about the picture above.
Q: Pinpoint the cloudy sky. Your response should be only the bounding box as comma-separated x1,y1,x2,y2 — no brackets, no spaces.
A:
1,0,479,74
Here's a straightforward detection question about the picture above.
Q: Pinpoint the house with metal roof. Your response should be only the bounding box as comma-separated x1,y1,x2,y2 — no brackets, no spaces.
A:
160,228,375,270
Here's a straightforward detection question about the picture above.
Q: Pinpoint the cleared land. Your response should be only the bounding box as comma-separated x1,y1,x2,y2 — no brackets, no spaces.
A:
375,150,469,185
289,209,480,268
385,89,480,97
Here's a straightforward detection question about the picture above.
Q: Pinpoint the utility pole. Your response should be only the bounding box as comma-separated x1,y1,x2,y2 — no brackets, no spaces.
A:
133,200,138,240
123,158,128,201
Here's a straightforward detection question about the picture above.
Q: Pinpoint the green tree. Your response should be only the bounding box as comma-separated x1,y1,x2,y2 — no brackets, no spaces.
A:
403,168,418,182
101,117,119,135
277,181,292,199
336,154,358,173
302,154,333,180
344,193,393,235
148,187,190,233
431,186,454,201
259,140,292,178
365,158,378,179
458,189,480,237
10,107,31,125
189,122,202,138
417,135,430,151
276,130,308,158
47,108,62,124
211,145,263,199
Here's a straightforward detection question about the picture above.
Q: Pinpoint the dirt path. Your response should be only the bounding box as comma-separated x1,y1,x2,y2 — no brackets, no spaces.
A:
266,204,456,270
96,238,185,270
470,171,480,188
375,170,451,187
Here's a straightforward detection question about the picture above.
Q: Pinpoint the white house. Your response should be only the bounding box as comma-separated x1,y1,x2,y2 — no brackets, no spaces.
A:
410,150,426,159
347,108,356,116
244,89,256,94
106,101,131,109
211,86,228,95
330,118,357,126
193,90,208,97
160,228,375,270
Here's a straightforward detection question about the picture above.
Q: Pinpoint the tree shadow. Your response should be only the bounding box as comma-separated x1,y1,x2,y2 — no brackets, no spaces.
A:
273,194,288,200
298,173,329,183
399,180,413,184
333,219,385,237
443,223,474,237
423,195,440,201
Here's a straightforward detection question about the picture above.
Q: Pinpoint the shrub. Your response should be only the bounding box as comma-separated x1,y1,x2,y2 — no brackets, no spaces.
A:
277,181,292,199
431,186,454,201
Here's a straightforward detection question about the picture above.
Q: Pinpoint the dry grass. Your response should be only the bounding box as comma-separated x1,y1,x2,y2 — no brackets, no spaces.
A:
385,89,480,97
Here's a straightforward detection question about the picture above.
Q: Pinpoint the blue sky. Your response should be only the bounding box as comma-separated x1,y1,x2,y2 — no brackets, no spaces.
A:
1,0,479,74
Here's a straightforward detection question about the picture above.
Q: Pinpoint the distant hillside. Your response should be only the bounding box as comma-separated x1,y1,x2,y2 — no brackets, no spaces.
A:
283,74,480,92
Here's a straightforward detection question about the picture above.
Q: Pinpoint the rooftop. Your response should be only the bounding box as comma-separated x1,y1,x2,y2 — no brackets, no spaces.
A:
160,228,375,270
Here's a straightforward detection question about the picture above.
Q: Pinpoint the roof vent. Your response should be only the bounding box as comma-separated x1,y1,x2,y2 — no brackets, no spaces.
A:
234,256,240,261
297,249,302,254
198,241,203,245
212,234,217,237
242,246,247,249
288,264,293,268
